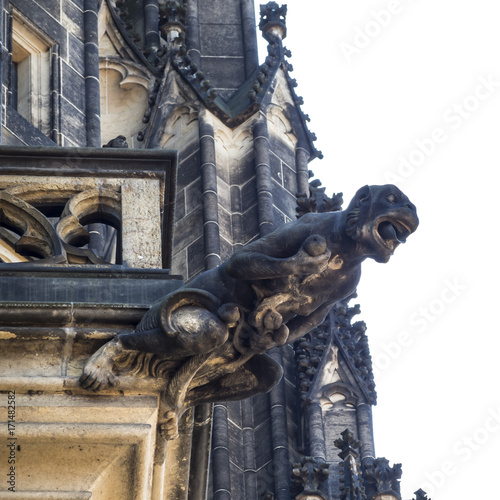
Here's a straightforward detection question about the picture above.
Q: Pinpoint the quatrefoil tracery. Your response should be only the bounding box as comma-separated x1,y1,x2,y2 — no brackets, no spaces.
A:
0,186,122,265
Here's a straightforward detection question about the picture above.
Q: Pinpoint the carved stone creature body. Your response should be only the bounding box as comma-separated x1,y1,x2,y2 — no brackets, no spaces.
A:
80,184,418,438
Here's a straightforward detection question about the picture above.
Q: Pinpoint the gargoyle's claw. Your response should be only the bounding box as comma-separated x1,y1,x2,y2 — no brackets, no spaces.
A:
79,338,123,392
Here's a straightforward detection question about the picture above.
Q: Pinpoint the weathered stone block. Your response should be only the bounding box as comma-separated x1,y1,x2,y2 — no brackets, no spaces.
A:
61,98,86,145
185,177,203,215
230,185,242,213
269,151,283,186
283,162,298,197
4,108,55,146
241,177,257,212
229,152,254,186
62,61,86,112
200,24,244,57
201,57,246,91
230,461,246,498
198,0,241,24
240,205,259,244
177,150,201,190
187,236,205,279
13,0,68,56
68,32,85,76
172,205,204,252
121,179,163,269
62,0,84,40
228,420,245,469
175,188,186,222
254,419,273,469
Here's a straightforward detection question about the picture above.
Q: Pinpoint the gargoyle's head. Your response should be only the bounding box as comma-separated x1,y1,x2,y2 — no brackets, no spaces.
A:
345,184,419,263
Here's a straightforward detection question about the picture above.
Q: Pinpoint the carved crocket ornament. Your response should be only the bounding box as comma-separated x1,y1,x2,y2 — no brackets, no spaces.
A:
80,184,418,438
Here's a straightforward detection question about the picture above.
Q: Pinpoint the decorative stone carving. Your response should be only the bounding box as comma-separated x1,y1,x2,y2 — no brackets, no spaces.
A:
0,191,65,263
335,429,366,500
296,175,344,217
336,429,405,500
259,1,288,40
333,299,376,404
99,57,152,145
363,458,403,500
294,316,333,402
0,186,121,265
98,1,158,146
291,456,330,500
80,184,419,439
56,188,122,264
159,1,187,41
413,488,430,500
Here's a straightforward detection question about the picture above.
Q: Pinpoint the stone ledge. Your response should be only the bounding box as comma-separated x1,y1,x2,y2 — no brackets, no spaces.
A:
0,376,165,394
0,267,183,305
0,302,147,327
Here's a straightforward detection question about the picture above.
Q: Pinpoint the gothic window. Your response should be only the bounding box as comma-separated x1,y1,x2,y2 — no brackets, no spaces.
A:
8,10,53,137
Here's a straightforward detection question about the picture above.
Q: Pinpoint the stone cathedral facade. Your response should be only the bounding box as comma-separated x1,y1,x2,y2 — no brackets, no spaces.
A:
0,1,426,499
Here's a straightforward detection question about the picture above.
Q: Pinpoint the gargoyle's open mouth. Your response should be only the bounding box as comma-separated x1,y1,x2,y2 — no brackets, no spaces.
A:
376,219,412,251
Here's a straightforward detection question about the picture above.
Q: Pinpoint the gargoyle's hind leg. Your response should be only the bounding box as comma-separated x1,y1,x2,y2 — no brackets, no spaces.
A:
119,306,229,358
80,306,230,391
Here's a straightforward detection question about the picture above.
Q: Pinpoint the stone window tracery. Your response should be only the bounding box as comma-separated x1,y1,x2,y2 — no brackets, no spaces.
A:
0,185,122,265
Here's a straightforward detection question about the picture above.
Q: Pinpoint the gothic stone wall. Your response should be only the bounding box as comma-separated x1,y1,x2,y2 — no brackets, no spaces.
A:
1,0,88,147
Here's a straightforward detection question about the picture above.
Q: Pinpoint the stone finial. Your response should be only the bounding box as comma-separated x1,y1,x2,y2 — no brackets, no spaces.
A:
413,488,431,500
291,457,329,500
335,430,366,500
296,174,344,217
363,457,402,500
335,429,361,461
259,2,287,40
159,1,186,41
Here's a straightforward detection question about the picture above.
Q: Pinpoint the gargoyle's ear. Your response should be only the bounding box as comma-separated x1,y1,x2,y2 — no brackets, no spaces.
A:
356,185,371,205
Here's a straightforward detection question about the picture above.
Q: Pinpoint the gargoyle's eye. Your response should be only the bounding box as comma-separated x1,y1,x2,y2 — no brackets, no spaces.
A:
387,193,398,203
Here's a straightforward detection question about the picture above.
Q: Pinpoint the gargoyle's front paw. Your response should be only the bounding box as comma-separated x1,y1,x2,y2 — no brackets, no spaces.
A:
79,338,122,392
79,361,117,392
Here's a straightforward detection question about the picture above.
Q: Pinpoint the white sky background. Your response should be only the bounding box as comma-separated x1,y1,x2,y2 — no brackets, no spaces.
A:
256,1,500,498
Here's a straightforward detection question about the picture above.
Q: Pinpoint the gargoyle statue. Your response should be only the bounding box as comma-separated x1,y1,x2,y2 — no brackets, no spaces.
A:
80,184,418,438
